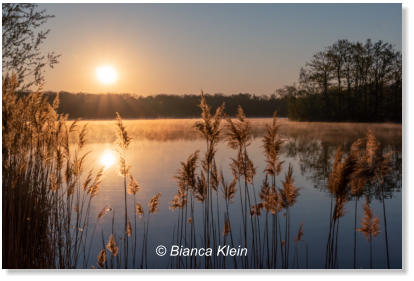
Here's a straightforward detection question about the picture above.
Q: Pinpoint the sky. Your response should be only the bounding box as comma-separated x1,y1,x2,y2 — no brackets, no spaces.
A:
39,3,402,96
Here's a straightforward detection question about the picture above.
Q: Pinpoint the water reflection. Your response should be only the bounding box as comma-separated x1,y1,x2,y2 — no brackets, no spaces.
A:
77,119,401,269
284,135,402,198
100,149,116,169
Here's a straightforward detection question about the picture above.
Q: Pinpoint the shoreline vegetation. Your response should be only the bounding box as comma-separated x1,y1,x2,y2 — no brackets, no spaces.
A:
3,78,399,268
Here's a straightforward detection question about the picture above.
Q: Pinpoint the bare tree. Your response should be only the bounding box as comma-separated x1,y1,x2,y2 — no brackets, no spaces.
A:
2,3,59,89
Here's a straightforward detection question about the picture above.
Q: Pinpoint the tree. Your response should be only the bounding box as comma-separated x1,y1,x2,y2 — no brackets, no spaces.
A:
2,3,59,89
301,51,333,118
283,39,401,122
327,39,351,117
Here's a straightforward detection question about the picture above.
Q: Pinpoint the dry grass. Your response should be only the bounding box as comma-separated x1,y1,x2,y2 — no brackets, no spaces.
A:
2,74,103,268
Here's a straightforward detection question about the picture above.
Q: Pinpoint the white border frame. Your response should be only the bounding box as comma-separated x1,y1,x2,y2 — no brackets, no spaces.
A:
0,0,410,280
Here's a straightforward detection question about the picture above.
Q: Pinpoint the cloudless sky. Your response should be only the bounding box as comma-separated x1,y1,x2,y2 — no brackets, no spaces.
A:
40,3,401,95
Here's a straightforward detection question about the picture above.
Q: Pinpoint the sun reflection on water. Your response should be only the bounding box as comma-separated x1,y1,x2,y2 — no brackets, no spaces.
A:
100,149,116,169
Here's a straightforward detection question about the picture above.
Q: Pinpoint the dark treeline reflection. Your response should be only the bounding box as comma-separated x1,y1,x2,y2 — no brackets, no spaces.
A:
283,135,402,200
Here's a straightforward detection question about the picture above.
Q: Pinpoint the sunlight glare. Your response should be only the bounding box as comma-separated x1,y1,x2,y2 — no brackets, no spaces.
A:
96,65,118,85
100,149,116,169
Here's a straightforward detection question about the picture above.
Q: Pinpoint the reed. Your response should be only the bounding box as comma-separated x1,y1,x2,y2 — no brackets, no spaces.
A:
225,106,258,267
261,111,284,268
2,74,103,268
324,130,392,269
278,164,300,268
325,145,355,268
171,151,199,268
354,130,392,268
115,112,132,268
127,175,140,267
293,222,305,268
358,197,381,269
220,170,238,268
194,91,225,268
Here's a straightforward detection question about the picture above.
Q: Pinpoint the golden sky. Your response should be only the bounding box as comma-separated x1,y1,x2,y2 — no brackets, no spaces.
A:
40,4,401,95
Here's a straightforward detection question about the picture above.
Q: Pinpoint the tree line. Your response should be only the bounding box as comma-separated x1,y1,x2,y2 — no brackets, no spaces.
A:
41,39,400,122
41,91,289,119
280,39,401,122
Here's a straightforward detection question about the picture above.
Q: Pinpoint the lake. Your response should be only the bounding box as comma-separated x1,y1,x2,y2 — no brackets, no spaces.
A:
76,118,402,269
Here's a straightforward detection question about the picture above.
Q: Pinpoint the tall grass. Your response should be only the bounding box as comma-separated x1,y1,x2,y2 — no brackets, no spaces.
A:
2,74,103,268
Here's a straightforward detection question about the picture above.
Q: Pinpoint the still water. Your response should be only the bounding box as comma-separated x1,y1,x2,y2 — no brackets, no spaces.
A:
77,118,402,269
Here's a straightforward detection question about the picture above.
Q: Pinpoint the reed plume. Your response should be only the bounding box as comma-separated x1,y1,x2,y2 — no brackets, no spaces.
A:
135,203,144,218
127,220,132,237
351,131,392,268
194,91,224,146
115,112,132,151
358,197,380,268
115,112,132,268
127,174,140,267
222,218,231,237
250,203,263,216
279,164,299,208
263,111,284,178
261,112,285,268
279,164,299,268
97,249,106,268
149,193,161,214
323,135,379,269
98,205,113,220
221,170,237,203
139,193,162,268
358,197,381,241
293,222,305,268
87,167,104,197
225,105,258,267
175,151,199,192
106,234,119,257
127,175,140,195
220,170,238,268
295,222,304,243
172,152,197,269
194,91,225,268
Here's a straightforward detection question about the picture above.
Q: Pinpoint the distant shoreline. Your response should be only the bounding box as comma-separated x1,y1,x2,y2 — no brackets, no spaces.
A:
65,116,402,125
36,91,401,123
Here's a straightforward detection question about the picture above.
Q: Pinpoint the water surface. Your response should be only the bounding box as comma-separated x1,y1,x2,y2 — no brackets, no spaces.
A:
77,118,402,269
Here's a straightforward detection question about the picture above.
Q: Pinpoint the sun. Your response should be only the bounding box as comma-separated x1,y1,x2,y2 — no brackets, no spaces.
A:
100,149,116,169
96,65,118,85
